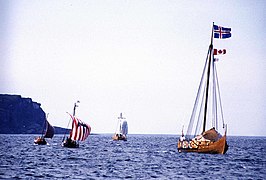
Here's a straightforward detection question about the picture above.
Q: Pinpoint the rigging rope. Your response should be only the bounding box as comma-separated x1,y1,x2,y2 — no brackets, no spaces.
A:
194,83,206,137
212,55,218,129
186,49,210,138
214,63,225,128
62,115,72,142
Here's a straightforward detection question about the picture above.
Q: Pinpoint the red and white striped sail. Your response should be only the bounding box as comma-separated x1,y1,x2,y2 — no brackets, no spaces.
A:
68,113,91,141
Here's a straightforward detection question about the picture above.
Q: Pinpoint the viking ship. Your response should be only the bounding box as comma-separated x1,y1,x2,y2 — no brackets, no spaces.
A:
177,23,230,154
62,101,91,148
34,113,54,145
112,113,128,141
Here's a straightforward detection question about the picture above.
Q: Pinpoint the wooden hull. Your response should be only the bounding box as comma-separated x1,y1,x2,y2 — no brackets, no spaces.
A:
112,134,127,141
177,134,228,154
34,137,47,145
62,138,79,148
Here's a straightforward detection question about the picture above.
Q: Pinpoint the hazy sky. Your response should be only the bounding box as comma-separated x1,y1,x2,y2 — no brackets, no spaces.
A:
1,0,265,136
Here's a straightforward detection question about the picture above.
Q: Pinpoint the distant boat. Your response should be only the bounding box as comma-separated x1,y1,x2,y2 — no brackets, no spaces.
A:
34,113,54,145
112,113,128,141
177,23,229,154
62,101,91,148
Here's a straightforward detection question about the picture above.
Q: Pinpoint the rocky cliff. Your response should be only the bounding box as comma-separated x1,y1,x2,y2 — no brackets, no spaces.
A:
0,94,69,134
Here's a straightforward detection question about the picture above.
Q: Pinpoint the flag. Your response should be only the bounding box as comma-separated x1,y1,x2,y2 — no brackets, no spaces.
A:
213,25,231,39
214,58,219,62
213,49,226,55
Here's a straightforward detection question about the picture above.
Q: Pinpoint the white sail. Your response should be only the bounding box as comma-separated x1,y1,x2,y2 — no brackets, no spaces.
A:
115,113,128,135
122,120,128,135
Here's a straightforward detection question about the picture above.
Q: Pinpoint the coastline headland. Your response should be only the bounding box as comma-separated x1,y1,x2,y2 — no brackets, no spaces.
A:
0,94,69,134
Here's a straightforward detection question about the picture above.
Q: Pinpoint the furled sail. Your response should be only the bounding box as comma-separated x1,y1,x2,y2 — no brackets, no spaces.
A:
202,128,222,142
122,121,128,135
68,114,91,141
44,121,54,138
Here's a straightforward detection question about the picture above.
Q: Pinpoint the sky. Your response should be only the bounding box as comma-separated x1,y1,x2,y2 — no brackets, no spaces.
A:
1,0,266,136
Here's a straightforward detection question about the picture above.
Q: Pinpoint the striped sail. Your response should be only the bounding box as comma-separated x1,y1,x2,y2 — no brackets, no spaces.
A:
68,114,91,141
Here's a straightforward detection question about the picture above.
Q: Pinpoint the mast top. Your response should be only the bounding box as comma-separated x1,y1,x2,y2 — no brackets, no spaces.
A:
202,23,215,133
210,22,214,46
73,100,80,117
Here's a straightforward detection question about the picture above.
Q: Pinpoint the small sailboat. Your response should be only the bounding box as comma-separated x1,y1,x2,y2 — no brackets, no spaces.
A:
34,113,54,145
62,101,91,148
112,113,128,141
177,23,231,154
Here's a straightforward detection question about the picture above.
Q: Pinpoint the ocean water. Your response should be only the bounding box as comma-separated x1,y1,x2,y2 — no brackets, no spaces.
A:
0,134,265,179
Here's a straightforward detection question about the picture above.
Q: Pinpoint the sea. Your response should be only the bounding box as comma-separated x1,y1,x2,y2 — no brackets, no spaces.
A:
0,134,265,179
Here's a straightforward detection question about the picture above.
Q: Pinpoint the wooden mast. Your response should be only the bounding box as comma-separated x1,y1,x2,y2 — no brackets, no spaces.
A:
62,101,80,142
203,23,214,133
70,101,79,139
73,101,79,117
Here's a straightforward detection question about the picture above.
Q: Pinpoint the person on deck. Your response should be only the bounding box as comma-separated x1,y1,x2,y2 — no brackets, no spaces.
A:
180,134,186,141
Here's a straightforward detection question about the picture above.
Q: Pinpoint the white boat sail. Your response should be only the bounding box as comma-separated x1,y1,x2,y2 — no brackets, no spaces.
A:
112,113,128,141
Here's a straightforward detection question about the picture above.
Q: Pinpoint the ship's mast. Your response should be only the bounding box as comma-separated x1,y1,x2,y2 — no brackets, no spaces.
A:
202,23,214,133
62,101,80,142
73,101,80,117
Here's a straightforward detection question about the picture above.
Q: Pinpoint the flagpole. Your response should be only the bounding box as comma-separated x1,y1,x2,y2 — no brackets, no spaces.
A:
202,23,214,133
210,22,214,46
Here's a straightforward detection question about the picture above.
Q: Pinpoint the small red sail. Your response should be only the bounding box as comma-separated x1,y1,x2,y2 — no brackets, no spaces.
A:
68,114,91,141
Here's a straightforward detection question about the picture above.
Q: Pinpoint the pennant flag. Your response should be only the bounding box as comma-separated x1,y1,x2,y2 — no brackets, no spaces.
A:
214,49,226,55
213,25,231,39
214,58,219,62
